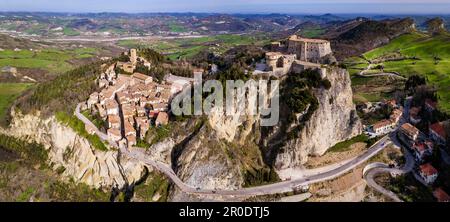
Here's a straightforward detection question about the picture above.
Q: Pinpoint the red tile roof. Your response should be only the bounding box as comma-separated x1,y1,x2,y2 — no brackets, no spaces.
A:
425,99,437,109
419,163,438,176
132,73,152,81
413,142,427,152
430,122,446,139
400,123,419,138
433,188,450,202
373,119,393,130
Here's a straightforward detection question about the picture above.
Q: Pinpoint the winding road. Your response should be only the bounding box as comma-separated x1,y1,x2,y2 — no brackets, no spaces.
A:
75,103,392,196
363,97,416,201
363,139,415,202
358,63,406,80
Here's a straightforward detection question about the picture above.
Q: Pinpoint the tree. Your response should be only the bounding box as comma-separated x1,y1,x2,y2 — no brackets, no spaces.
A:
405,75,426,92
444,121,450,150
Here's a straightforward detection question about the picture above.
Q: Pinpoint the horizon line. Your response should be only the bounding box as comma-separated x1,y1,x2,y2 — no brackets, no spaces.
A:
1,11,450,16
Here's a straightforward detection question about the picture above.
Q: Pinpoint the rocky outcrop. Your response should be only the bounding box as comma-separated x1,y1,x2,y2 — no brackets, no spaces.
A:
425,17,446,34
272,68,361,177
176,126,243,190
0,110,146,189
169,125,245,201
175,67,361,190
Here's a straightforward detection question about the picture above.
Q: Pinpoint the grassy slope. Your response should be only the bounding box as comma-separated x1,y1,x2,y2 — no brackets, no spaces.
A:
347,32,450,112
0,48,97,73
299,27,326,38
0,83,33,122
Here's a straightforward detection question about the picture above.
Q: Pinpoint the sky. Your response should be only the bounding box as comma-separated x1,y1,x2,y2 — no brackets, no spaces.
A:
1,0,450,14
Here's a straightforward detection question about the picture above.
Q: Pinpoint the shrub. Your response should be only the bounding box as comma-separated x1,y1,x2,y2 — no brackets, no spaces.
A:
0,134,48,166
55,111,107,151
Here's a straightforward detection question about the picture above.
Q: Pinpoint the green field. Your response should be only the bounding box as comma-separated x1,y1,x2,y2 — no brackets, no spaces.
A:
63,28,81,36
298,28,326,38
0,83,33,122
346,32,450,112
0,48,97,73
118,34,270,60
168,22,187,33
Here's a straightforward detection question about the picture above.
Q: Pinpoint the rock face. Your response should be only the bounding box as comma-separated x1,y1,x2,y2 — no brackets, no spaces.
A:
273,68,361,176
0,110,145,189
176,126,243,190
169,124,245,201
425,17,446,34
172,67,361,196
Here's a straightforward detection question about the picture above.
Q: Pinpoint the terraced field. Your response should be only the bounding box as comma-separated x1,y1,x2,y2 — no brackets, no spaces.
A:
0,48,98,74
345,32,450,112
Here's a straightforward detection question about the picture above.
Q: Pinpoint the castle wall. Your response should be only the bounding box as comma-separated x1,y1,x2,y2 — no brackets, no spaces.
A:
286,36,332,63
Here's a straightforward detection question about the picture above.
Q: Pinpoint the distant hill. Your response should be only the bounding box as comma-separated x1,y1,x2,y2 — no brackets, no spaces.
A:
329,18,416,60
0,34,46,50
288,21,324,38
67,18,98,30
346,32,450,113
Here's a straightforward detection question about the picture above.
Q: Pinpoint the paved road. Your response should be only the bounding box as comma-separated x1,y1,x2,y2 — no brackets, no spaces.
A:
364,142,415,202
363,98,416,201
358,63,406,79
75,103,391,196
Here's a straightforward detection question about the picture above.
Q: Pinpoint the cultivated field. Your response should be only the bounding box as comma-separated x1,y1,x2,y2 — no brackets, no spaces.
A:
0,48,98,74
346,32,450,112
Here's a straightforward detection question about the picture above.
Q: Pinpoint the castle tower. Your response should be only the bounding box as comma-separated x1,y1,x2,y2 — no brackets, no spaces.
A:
130,49,137,65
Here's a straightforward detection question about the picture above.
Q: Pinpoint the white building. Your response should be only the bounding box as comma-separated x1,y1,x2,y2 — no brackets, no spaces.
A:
419,163,438,185
372,119,394,135
429,122,447,145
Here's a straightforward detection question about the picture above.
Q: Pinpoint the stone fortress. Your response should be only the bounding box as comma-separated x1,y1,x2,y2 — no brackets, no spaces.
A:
263,35,334,78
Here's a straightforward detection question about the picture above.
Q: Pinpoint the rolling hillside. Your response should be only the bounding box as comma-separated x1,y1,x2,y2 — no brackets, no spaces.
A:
347,32,450,113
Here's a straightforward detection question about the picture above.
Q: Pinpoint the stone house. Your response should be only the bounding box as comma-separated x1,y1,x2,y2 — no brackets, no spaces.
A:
155,112,169,126
107,128,122,142
419,163,438,185
372,119,394,135
87,92,99,109
105,99,119,115
132,72,153,85
412,141,433,162
429,122,447,145
107,115,121,129
433,188,450,202
399,123,420,145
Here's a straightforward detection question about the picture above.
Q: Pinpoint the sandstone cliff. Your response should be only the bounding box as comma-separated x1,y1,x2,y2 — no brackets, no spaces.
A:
272,68,362,178
0,110,146,189
169,67,361,199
